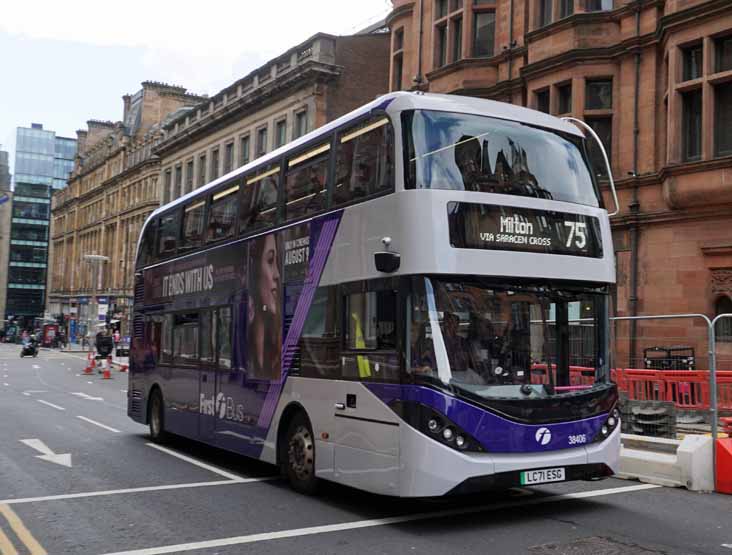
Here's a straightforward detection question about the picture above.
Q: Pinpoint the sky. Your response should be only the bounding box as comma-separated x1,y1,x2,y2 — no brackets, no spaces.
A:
0,0,393,175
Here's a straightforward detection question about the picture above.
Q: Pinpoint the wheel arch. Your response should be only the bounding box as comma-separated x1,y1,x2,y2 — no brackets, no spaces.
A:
145,383,163,425
276,402,310,469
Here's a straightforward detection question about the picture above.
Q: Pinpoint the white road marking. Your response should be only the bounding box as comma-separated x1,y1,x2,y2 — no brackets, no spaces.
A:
100,483,662,555
121,389,127,393
32,364,41,369
71,392,103,401
22,390,47,396
87,381,93,385
76,416,121,433
0,478,268,506
722,544,732,549
3,383,8,387
20,438,72,468
146,443,244,481
37,400,65,411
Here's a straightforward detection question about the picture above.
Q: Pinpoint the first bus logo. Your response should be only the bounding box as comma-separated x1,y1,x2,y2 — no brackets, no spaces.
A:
535,427,552,445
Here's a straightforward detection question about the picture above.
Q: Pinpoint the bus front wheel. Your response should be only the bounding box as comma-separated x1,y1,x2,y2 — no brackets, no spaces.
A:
148,389,168,443
285,413,318,495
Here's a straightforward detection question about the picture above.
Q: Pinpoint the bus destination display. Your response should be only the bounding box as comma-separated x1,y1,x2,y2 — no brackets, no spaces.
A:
448,202,603,258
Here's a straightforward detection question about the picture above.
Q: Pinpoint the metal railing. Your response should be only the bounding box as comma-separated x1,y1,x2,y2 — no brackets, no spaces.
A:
612,312,732,491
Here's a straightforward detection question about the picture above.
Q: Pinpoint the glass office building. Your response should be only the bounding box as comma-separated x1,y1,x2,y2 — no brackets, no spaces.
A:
5,124,76,329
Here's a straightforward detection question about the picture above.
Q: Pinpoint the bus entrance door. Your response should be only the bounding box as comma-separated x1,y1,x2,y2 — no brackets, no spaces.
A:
333,353,400,496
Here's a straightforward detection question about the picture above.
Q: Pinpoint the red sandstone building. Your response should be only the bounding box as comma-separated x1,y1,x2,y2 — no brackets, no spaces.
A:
387,0,732,367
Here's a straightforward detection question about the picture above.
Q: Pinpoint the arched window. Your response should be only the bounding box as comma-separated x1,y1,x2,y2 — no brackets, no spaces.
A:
716,296,732,341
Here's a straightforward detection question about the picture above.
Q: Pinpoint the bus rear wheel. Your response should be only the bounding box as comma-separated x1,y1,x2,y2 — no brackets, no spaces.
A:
285,413,318,495
148,389,168,443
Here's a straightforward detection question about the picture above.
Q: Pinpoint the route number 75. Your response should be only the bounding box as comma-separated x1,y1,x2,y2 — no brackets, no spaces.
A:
564,222,587,249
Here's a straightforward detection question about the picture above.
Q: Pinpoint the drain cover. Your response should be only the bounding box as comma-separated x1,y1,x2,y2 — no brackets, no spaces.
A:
529,536,664,554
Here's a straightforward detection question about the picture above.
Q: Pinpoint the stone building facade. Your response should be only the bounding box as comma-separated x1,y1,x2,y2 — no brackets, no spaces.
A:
387,0,732,367
49,82,204,340
0,149,10,331
154,32,390,203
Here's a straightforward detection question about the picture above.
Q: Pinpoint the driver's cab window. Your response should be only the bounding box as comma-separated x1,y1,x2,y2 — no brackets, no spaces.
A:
342,287,398,381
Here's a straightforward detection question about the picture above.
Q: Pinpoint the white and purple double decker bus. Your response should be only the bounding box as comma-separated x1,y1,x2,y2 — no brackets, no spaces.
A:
128,92,620,497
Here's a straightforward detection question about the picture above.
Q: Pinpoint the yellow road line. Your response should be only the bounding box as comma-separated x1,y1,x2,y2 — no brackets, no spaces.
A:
0,504,46,555
0,526,18,555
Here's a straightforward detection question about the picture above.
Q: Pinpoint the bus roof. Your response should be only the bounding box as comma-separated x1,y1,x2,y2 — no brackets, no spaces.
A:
140,92,585,237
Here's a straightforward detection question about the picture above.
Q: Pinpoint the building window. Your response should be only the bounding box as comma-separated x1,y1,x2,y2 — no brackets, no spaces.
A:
536,89,550,113
211,148,220,180
393,28,405,92
716,296,732,341
239,135,250,166
295,111,308,139
224,142,234,174
185,160,194,193
715,83,732,157
682,89,702,161
275,119,287,148
682,44,703,82
585,79,612,110
586,0,612,10
436,24,448,67
174,165,182,199
256,126,268,157
472,11,495,58
198,154,207,186
559,0,573,19
163,170,172,203
538,0,552,27
585,117,612,177
436,0,448,18
451,16,463,62
716,36,732,73
394,27,404,51
558,83,572,114
393,53,404,91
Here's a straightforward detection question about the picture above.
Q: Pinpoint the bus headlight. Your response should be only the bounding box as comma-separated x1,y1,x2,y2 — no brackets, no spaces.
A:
390,400,484,452
592,405,620,443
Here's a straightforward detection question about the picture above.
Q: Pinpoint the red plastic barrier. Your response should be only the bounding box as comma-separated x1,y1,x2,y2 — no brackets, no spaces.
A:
716,438,732,495
613,368,732,411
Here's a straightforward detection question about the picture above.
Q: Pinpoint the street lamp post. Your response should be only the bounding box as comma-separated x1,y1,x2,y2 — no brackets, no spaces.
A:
83,254,109,353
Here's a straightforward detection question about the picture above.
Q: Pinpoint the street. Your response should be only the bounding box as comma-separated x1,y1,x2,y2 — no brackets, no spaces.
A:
0,343,730,555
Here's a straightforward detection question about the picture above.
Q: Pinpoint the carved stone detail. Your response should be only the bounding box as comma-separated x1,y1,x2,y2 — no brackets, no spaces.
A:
711,269,732,295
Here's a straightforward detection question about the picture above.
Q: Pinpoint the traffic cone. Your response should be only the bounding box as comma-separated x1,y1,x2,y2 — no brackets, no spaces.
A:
83,359,94,375
102,367,112,379
119,364,128,373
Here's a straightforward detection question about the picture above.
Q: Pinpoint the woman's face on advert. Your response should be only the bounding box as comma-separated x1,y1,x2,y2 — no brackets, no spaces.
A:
259,235,280,316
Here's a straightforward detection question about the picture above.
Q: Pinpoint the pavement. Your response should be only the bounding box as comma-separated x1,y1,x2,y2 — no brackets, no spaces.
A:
1,342,732,554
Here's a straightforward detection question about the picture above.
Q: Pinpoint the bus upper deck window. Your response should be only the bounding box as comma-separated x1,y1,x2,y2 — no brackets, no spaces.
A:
334,117,394,208
206,184,238,243
241,165,280,235
180,200,205,252
158,211,179,257
285,143,329,221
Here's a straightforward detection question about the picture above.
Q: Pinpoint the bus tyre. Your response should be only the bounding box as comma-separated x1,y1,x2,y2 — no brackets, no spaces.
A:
148,389,168,443
285,413,318,495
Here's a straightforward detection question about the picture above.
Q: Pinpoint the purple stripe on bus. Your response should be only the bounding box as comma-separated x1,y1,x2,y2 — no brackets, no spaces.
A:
256,214,341,428
364,382,609,453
